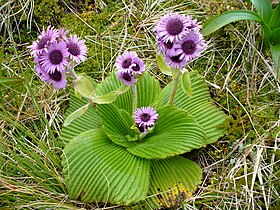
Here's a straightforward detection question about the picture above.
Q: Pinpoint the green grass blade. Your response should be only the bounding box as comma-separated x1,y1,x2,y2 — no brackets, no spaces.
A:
269,3,280,30
270,43,280,79
202,10,263,36
251,0,272,23
0,77,25,86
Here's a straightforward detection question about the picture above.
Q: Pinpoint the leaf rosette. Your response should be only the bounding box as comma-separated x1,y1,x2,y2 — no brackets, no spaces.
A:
61,71,227,208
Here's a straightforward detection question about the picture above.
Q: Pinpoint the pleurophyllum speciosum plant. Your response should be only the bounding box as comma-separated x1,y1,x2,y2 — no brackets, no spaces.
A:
29,13,227,209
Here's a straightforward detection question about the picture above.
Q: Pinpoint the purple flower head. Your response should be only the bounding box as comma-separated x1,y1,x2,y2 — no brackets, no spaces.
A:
156,35,176,55
129,57,145,75
67,34,88,64
156,12,191,42
117,70,136,86
116,51,138,72
40,69,67,89
133,107,158,129
164,53,187,70
39,41,69,73
29,26,59,56
58,28,69,40
175,31,207,62
186,17,202,32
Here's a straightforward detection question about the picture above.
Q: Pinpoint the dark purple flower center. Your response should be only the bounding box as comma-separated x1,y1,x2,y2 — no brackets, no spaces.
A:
37,36,50,49
170,55,182,63
131,63,140,71
166,18,184,36
49,50,63,65
140,113,151,122
68,42,81,56
163,40,173,49
122,58,132,68
122,72,132,81
182,40,196,55
49,70,62,82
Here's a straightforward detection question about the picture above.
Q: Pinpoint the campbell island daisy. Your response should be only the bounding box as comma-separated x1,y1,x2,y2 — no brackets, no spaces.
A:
133,107,158,128
164,53,187,70
66,34,87,64
39,41,69,73
156,35,176,55
175,31,207,62
117,70,137,86
156,12,190,42
29,26,59,56
116,51,138,72
129,56,145,75
39,69,67,89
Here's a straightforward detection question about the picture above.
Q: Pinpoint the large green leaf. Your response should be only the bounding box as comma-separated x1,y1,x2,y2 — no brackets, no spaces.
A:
251,0,272,23
60,90,100,143
157,71,227,144
202,10,263,36
62,129,150,205
137,156,202,209
136,72,161,107
127,106,207,159
97,103,137,147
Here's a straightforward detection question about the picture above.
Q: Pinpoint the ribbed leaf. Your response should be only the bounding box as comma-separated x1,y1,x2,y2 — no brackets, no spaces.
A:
127,106,207,159
97,103,137,147
202,10,263,36
136,72,161,107
136,156,202,209
62,129,150,205
181,71,192,97
63,103,89,126
60,90,100,143
251,0,272,23
157,71,227,144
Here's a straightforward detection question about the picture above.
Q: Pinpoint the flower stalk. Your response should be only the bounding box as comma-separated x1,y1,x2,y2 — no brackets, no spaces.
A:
132,84,137,114
168,70,181,106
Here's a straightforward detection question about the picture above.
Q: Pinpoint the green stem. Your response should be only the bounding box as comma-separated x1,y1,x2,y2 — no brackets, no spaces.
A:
168,70,181,106
132,84,137,114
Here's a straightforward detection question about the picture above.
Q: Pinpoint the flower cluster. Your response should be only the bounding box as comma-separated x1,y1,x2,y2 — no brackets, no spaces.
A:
29,26,87,89
155,12,207,70
116,51,145,86
133,107,158,133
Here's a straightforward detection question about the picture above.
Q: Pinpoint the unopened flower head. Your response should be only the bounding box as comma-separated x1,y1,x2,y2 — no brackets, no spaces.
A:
67,34,88,64
133,107,158,130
